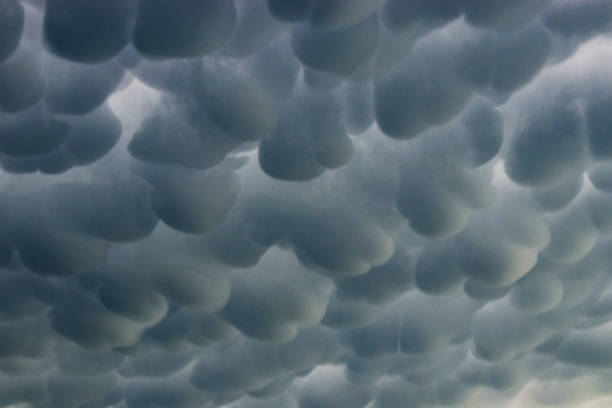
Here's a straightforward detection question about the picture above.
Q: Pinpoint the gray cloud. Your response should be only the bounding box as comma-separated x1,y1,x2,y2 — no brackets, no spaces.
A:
1,1,612,407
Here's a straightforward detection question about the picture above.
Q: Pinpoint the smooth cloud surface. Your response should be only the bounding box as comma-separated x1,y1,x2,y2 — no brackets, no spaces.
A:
1,1,612,407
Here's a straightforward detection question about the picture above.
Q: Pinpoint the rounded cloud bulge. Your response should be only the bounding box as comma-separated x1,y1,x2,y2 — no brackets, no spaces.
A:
2,1,612,408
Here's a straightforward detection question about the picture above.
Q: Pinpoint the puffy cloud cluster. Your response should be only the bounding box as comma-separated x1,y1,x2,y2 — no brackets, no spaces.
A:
1,1,612,407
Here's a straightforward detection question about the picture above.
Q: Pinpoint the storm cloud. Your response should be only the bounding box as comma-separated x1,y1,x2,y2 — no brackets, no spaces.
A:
1,1,612,407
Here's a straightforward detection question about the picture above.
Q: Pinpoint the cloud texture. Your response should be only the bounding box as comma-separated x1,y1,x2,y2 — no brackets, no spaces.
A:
1,0,612,407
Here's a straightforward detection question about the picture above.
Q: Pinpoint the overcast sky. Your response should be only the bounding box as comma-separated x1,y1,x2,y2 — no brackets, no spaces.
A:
1,0,612,407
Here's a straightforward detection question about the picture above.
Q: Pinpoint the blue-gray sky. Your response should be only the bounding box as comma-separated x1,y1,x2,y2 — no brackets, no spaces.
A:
1,1,612,407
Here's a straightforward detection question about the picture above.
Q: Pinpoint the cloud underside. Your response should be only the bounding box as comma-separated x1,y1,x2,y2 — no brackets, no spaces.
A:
2,0,612,407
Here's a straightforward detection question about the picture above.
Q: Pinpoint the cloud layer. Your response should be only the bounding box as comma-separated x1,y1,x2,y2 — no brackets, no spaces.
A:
1,1,612,407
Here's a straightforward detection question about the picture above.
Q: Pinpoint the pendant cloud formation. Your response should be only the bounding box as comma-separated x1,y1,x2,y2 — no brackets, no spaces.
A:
1,1,612,407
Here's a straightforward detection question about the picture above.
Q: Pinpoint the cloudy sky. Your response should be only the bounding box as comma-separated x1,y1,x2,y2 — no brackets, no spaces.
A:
1,0,612,407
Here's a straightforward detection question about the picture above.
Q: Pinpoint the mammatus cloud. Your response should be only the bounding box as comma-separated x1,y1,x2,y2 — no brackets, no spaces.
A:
1,1,612,407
